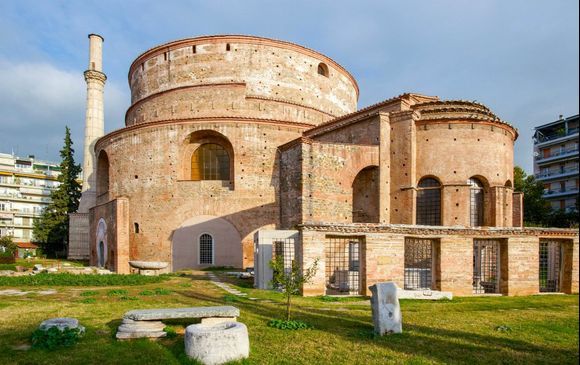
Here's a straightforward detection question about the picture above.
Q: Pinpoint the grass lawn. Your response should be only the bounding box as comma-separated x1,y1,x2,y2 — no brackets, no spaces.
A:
0,271,578,365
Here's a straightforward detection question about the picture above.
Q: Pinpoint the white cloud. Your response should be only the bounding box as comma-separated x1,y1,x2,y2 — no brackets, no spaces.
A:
0,59,128,162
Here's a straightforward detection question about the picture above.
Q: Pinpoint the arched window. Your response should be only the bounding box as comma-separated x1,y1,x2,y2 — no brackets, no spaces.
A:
416,177,441,226
317,62,329,77
199,233,214,265
469,177,485,226
191,143,230,180
505,180,512,188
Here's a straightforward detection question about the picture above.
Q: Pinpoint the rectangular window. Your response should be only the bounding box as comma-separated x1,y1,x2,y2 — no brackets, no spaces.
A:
325,236,362,295
473,239,500,294
404,238,434,290
539,240,561,293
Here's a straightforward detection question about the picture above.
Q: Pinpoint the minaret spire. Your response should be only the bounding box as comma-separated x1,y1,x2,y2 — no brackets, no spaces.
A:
78,33,106,213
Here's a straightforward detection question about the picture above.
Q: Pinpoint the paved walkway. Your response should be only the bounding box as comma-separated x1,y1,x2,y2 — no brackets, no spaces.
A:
206,272,248,297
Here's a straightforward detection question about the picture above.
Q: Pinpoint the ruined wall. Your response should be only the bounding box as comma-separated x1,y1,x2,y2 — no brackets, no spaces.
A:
300,141,379,224
279,141,303,229
298,224,579,297
127,35,359,127
89,198,130,274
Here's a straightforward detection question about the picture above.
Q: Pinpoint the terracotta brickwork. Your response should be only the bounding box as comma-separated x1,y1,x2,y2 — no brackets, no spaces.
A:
89,198,130,274
88,35,579,288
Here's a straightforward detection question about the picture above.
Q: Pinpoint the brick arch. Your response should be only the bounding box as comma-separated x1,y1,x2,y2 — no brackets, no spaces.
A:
171,215,242,271
96,150,109,198
352,166,379,223
178,129,234,182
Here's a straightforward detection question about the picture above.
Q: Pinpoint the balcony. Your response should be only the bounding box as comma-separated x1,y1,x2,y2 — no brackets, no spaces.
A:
535,166,580,181
535,146,579,165
535,128,579,148
543,187,579,199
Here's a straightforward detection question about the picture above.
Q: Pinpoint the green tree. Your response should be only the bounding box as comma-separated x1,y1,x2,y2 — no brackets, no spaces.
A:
513,166,551,226
33,127,82,256
0,235,17,257
270,257,318,321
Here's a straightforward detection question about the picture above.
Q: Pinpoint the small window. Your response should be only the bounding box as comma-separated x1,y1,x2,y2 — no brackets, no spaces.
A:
226,43,231,51
416,177,442,226
192,45,196,54
134,223,139,234
317,62,329,77
164,52,168,61
199,234,214,265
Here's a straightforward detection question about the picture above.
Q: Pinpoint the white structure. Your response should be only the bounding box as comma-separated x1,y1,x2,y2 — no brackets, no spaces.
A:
369,282,403,335
253,230,298,290
0,152,60,245
185,322,249,365
69,34,106,259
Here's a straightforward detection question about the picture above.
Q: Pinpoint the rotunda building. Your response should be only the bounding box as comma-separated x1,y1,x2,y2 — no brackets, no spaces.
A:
90,35,359,271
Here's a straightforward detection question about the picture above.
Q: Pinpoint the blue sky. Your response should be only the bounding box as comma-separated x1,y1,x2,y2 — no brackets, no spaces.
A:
0,0,578,173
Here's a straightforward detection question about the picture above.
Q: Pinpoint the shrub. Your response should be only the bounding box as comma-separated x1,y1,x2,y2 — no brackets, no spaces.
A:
0,273,168,287
107,289,128,296
139,290,155,296
267,319,312,330
154,287,171,295
31,327,83,350
119,295,138,301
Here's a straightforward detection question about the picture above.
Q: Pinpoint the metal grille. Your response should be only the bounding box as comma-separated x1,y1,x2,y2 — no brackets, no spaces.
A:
404,238,434,290
191,143,230,180
273,238,295,274
325,236,362,295
199,233,213,264
416,178,441,226
473,239,500,294
539,240,561,292
469,178,484,226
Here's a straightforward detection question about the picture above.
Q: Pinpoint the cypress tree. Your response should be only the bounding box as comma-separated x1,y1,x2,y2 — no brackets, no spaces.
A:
33,127,82,256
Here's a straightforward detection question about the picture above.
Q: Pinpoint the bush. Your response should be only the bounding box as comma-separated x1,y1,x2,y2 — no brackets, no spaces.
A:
0,273,168,287
107,289,128,296
267,319,312,330
31,327,83,350
80,290,98,297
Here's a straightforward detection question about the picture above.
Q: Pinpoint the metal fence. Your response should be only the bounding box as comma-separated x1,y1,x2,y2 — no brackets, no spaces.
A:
539,240,561,293
273,238,295,274
325,236,362,295
473,239,500,294
404,237,434,290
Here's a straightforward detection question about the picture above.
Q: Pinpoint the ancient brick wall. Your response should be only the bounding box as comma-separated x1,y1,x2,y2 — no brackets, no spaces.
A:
89,198,130,274
279,141,303,229
297,224,578,297
127,35,358,126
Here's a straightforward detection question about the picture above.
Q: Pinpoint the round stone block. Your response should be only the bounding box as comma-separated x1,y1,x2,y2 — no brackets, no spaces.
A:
39,317,85,334
185,322,249,365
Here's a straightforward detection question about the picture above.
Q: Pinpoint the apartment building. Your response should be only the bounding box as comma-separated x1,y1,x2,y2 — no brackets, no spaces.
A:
0,152,61,244
533,114,579,211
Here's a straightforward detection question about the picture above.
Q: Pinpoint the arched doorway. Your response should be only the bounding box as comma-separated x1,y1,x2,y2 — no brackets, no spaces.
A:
172,215,242,271
96,218,107,268
352,166,379,223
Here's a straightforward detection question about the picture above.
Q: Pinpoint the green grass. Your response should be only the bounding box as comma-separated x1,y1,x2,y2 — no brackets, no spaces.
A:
0,273,168,286
0,264,17,271
0,271,577,364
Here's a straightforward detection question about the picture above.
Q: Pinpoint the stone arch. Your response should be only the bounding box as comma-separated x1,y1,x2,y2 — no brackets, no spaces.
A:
171,215,242,271
179,130,234,183
352,166,379,223
96,218,107,268
416,176,442,226
505,180,512,188
96,150,109,198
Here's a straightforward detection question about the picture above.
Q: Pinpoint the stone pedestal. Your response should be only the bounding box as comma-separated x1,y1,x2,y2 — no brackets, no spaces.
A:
39,317,85,334
116,318,166,340
185,322,249,365
369,282,402,335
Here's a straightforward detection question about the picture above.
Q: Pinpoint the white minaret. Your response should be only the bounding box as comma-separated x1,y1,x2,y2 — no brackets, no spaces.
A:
78,34,106,213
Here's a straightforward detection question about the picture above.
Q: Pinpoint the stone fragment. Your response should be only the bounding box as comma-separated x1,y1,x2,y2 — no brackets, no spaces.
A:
116,318,167,340
185,322,249,365
124,306,239,321
369,282,402,335
39,317,85,334
397,288,453,300
33,264,43,271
